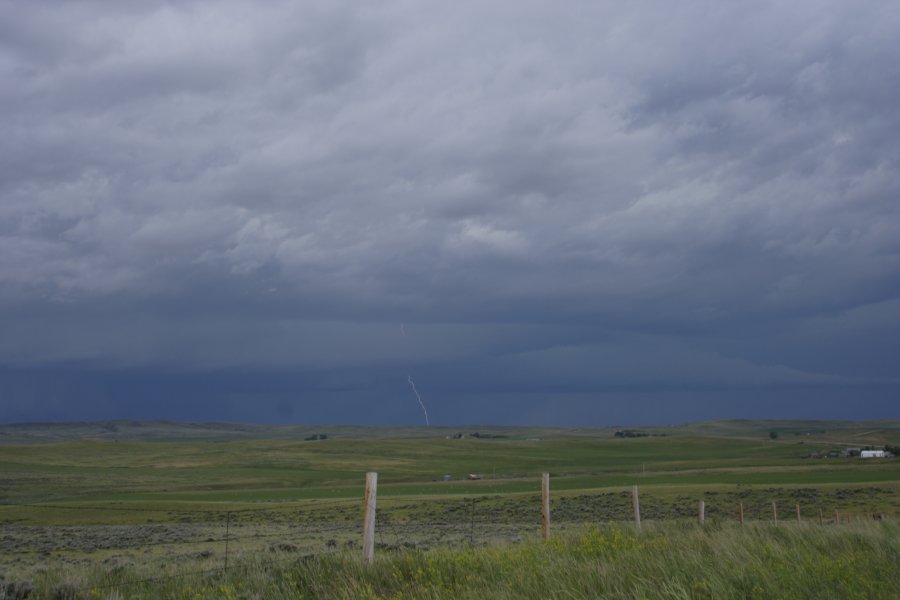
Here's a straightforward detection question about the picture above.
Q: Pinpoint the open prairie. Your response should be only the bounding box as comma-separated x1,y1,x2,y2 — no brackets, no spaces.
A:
1,419,898,597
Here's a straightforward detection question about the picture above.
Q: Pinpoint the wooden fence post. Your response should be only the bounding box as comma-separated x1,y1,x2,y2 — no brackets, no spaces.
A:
818,509,823,526
541,473,550,540
739,502,744,526
834,510,839,525
698,500,705,525
363,472,377,563
469,497,476,545
632,485,641,529
224,511,231,573
796,504,801,525
772,501,778,523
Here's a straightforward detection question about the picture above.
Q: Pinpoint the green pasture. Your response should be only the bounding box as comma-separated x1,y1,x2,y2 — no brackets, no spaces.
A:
1,420,898,589
0,436,895,499
1,422,897,514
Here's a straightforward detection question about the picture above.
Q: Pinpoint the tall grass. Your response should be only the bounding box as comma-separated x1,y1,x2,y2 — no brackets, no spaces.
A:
12,521,899,599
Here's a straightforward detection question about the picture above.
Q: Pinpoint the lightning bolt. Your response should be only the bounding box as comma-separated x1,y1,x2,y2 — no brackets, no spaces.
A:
407,375,430,426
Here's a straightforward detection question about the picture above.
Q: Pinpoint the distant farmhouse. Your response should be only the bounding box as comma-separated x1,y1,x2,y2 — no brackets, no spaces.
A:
832,446,894,458
860,450,886,458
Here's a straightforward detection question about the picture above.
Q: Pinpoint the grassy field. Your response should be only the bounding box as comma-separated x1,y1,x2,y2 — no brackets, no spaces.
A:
4,522,899,599
1,419,898,597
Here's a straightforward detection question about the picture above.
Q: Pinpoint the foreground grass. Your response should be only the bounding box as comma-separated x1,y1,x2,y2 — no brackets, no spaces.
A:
11,521,898,599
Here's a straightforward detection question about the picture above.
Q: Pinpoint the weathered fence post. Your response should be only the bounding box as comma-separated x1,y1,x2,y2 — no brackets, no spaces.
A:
796,504,801,525
818,509,823,526
698,500,705,525
363,472,377,563
772,501,778,523
632,485,641,529
224,511,231,573
834,510,839,525
469,497,476,545
541,473,550,540
739,502,745,526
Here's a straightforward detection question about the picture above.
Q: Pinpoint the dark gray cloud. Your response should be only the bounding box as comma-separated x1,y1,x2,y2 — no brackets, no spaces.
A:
1,1,899,424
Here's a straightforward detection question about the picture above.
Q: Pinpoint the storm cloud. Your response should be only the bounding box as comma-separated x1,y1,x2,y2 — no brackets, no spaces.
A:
1,1,898,424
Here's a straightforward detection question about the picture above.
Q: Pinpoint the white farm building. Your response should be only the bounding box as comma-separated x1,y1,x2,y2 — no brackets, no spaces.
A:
860,450,886,458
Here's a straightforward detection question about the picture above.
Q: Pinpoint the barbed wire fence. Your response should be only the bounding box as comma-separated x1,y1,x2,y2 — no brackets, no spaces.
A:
0,500,362,597
1,474,896,597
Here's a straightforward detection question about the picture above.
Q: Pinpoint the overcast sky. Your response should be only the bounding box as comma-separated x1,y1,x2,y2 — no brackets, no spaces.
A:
2,0,899,425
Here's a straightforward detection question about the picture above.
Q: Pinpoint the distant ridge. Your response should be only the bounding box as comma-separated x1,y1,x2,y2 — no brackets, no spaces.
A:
0,418,897,444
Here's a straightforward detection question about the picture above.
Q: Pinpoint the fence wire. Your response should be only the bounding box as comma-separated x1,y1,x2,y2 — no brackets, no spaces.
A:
1,489,895,596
